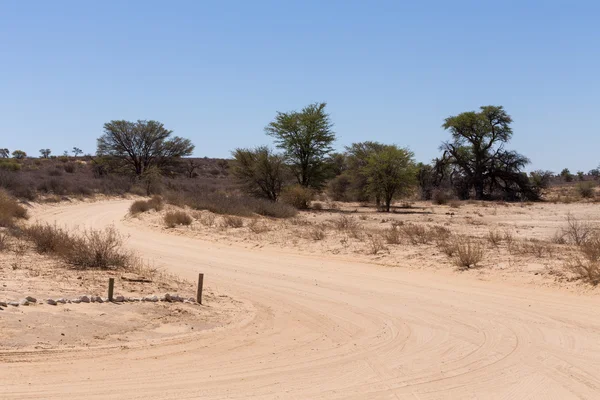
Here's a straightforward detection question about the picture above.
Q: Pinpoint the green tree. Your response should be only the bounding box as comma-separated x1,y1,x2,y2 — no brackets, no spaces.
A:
589,168,599,180
11,150,26,159
441,105,529,200
344,141,387,203
265,102,335,189
577,171,585,181
39,149,51,158
560,168,573,182
0,148,10,158
97,120,194,176
232,146,287,201
72,147,83,157
364,145,417,212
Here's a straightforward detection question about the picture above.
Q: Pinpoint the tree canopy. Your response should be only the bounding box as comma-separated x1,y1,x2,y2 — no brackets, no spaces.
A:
97,120,194,176
265,102,335,189
232,146,287,201
440,105,531,200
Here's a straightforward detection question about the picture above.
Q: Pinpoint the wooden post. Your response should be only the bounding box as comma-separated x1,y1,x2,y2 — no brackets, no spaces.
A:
196,273,204,305
108,278,115,302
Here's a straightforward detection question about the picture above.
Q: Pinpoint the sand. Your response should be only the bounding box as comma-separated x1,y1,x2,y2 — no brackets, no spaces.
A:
2,199,600,399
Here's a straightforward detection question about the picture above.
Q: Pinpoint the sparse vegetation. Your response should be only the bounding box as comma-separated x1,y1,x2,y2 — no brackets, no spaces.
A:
452,240,485,269
0,189,28,227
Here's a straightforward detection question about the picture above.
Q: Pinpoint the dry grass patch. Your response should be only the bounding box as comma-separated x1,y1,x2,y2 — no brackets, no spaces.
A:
366,234,387,255
221,215,244,228
0,189,28,227
248,219,270,234
164,211,193,228
130,195,164,214
24,223,131,269
487,229,504,247
309,225,327,241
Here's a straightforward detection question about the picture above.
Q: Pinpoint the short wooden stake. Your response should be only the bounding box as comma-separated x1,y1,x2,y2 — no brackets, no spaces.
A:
108,278,115,302
196,273,204,305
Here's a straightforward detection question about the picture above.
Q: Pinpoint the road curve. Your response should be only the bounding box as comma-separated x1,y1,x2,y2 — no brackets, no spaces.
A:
3,200,600,399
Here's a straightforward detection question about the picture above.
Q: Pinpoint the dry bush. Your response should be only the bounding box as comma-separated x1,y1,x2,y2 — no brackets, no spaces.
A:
248,219,270,234
437,235,459,257
309,225,326,241
401,224,430,245
312,202,323,210
0,231,9,252
432,189,452,205
221,215,244,228
68,227,130,269
384,226,402,244
130,196,164,214
0,189,28,227
448,200,462,209
197,212,216,227
517,239,553,258
164,211,193,228
24,223,131,269
566,259,600,285
452,240,485,269
147,195,164,211
130,200,151,214
577,182,595,199
560,214,596,245
488,229,504,247
332,215,359,231
367,235,387,255
280,185,314,210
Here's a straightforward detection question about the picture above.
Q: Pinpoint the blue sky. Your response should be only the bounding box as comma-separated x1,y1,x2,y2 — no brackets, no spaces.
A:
1,0,598,172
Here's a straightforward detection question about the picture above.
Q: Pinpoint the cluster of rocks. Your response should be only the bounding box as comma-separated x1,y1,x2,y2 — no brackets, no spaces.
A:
0,294,197,309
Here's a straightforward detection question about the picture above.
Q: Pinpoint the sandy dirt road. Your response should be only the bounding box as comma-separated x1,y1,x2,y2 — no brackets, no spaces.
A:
2,200,600,399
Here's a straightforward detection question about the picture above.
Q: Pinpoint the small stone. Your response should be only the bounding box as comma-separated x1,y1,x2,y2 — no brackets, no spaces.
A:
80,296,90,303
187,297,196,303
20,299,30,306
46,299,57,305
101,297,109,302
56,298,66,304
0,301,7,307
95,296,104,303
8,301,19,307
25,296,37,303
114,295,124,302
72,299,81,304
164,293,171,302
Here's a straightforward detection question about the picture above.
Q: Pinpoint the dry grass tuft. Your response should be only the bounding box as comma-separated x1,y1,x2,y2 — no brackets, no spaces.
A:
221,215,244,228
164,211,193,228
488,229,504,247
309,225,327,241
367,235,387,255
248,219,270,234
130,195,164,214
451,240,485,269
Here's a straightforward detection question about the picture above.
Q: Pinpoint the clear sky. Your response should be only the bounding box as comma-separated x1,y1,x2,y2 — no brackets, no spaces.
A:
1,0,598,172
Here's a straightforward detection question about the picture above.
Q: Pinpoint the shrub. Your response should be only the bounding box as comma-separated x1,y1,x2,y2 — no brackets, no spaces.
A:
280,185,313,210
130,200,151,214
164,211,193,228
0,231,8,252
24,223,130,269
401,224,431,245
0,189,28,227
565,232,600,285
452,240,485,269
63,163,76,173
367,235,387,255
147,195,164,211
488,229,503,247
561,214,595,245
384,226,402,244
577,182,595,198
0,160,21,171
248,219,270,234
221,215,244,228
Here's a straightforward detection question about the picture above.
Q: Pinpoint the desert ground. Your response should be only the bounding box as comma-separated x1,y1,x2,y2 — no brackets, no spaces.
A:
2,198,600,399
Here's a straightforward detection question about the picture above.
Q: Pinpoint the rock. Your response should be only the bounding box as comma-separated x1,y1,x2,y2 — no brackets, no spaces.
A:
164,293,171,302
187,297,196,303
25,296,37,303
46,299,57,305
56,298,66,304
8,301,19,307
71,299,81,304
79,295,90,303
0,301,7,307
101,297,109,302
20,299,30,306
143,295,158,302
114,295,124,302
121,273,152,283
90,296,96,302
95,296,104,303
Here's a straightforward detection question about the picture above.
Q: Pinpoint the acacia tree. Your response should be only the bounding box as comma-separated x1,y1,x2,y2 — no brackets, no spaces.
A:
97,120,194,176
344,141,387,203
364,145,417,212
39,149,51,158
72,147,83,157
0,148,9,158
265,102,335,189
232,146,287,201
440,105,530,200
11,150,26,159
